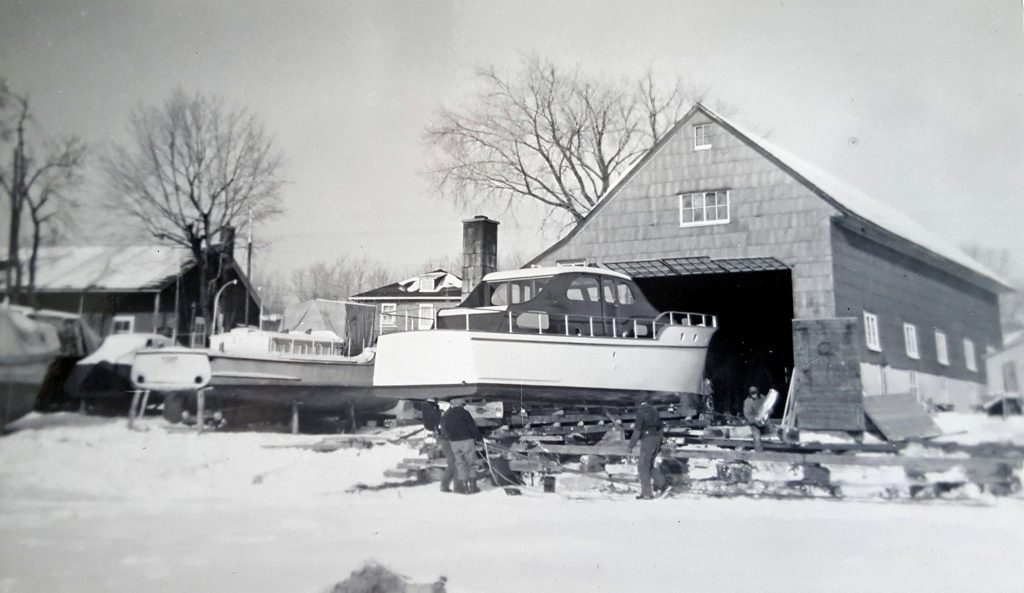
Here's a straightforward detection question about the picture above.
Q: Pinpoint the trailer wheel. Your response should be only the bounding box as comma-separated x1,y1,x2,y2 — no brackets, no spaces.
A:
163,393,185,423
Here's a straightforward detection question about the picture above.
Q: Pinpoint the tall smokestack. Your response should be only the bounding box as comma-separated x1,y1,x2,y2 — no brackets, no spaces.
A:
462,216,498,298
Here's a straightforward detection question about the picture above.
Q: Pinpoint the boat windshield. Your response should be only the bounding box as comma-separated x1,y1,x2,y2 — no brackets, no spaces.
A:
485,276,552,307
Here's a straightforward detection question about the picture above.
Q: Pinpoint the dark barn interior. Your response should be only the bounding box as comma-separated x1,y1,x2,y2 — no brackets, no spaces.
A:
609,258,795,417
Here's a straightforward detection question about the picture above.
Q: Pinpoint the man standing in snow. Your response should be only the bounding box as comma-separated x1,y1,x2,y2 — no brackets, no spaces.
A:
422,398,456,493
628,397,663,499
440,399,482,494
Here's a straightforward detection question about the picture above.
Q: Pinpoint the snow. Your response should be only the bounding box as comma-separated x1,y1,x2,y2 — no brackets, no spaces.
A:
932,412,1024,445
2,412,1023,593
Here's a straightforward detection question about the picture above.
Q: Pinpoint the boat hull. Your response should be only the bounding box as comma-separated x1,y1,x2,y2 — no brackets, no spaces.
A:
1,355,53,426
206,353,390,413
373,325,715,407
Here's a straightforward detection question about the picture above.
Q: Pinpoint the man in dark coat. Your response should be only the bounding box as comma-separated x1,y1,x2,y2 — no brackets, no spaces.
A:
628,397,663,499
422,398,457,493
440,400,482,494
742,386,768,451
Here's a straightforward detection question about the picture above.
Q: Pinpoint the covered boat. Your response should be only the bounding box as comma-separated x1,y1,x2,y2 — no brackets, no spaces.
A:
66,333,174,411
1,306,60,426
372,266,717,407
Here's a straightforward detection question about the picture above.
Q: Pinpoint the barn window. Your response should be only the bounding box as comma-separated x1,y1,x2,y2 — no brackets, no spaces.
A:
903,323,919,359
693,124,713,150
863,311,881,352
935,329,949,366
963,338,977,372
380,303,397,328
679,191,730,227
111,315,135,335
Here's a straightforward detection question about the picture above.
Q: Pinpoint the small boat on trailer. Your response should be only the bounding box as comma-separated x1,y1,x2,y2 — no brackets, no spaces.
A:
1,307,60,426
372,266,717,410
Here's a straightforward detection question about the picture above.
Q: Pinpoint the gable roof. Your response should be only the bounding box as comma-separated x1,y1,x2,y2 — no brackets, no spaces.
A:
528,103,1009,292
11,245,193,292
350,269,463,301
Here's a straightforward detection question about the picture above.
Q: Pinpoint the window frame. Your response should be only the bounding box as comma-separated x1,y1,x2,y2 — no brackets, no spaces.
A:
693,123,712,150
678,190,731,228
863,311,881,352
190,316,206,348
903,322,919,360
935,329,949,366
963,338,977,372
380,303,397,328
111,314,135,335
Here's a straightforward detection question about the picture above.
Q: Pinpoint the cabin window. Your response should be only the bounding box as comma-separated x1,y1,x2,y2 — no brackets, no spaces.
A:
903,323,919,360
111,315,135,335
863,311,881,352
679,191,730,227
963,338,977,372
380,303,397,328
566,276,600,302
487,277,552,306
935,329,949,366
191,317,206,348
694,123,712,150
418,304,435,330
616,282,636,305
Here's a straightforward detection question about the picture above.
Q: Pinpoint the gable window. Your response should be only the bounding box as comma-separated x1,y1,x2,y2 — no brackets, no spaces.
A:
418,304,435,331
935,329,949,366
111,315,135,335
963,338,977,372
380,303,397,328
863,311,881,352
903,323,919,360
679,191,730,227
693,124,712,150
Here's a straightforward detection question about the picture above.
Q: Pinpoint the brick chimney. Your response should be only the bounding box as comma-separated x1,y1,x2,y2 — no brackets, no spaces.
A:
219,226,236,256
462,216,498,297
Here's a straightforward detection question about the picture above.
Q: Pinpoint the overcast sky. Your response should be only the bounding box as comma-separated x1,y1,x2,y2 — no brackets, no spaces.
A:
2,0,1022,279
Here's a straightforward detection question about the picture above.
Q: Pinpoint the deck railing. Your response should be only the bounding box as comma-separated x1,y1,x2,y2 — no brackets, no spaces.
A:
448,309,716,339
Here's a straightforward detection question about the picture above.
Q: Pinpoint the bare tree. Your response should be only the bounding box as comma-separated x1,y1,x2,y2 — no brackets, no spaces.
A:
289,257,396,303
425,57,692,227
0,81,86,305
104,89,284,326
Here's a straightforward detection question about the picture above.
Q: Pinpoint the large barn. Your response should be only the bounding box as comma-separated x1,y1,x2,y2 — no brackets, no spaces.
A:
528,104,1008,429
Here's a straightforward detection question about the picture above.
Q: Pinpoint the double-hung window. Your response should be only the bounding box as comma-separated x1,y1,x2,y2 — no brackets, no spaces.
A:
679,191,730,227
903,323,919,359
863,311,881,352
963,338,977,372
380,303,397,328
693,124,712,150
935,329,949,366
111,315,135,335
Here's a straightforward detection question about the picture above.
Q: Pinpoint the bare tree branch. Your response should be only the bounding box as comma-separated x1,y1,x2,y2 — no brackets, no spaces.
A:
425,57,693,226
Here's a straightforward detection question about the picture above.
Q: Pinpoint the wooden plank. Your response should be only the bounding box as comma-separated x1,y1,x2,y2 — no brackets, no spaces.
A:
511,443,1020,472
863,394,942,441
791,318,865,431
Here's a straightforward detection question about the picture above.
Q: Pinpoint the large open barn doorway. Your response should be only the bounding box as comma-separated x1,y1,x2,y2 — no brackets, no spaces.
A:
606,257,795,417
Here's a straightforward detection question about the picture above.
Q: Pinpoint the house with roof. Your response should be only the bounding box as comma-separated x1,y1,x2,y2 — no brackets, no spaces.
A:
1,241,259,345
528,103,1008,426
350,270,462,335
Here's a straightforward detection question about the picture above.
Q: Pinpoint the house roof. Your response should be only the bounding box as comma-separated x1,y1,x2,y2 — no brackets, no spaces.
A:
12,245,193,292
350,270,463,301
528,103,1009,292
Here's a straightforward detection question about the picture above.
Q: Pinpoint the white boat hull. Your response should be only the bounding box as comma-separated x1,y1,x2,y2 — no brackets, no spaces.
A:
373,325,715,406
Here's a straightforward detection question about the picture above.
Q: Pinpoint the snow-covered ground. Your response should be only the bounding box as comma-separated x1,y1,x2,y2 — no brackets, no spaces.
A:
1,413,1023,593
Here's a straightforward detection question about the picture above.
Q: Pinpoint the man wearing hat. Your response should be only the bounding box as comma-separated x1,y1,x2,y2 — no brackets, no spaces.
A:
422,398,457,492
743,386,768,451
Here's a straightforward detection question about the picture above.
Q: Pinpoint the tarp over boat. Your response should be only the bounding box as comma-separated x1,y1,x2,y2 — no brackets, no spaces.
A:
1,307,60,425
281,299,376,355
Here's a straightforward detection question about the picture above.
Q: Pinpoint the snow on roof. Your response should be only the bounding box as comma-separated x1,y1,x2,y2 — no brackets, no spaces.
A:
696,104,1008,288
352,270,463,300
18,245,192,292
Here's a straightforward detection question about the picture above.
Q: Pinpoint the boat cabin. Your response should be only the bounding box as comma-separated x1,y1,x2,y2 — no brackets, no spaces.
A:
436,267,715,338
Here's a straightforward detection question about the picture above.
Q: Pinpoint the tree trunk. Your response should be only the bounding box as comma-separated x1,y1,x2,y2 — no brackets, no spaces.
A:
27,213,41,308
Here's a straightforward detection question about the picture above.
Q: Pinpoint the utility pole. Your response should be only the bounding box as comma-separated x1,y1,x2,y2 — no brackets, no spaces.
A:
245,205,253,325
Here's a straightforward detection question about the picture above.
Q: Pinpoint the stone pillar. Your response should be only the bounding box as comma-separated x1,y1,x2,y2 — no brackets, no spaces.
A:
462,216,499,298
